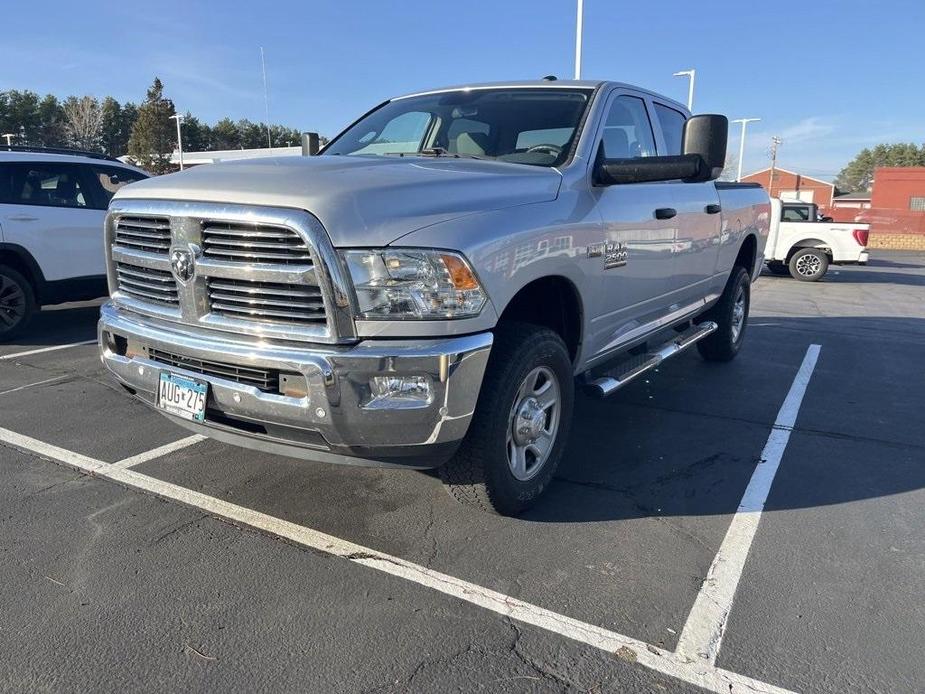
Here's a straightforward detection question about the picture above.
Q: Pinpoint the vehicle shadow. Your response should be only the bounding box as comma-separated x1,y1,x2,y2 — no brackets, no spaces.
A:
760,268,925,287
520,315,925,524
2,300,103,349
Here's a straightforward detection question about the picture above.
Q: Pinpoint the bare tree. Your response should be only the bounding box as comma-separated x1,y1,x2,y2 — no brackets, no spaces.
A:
718,150,740,182
63,96,104,150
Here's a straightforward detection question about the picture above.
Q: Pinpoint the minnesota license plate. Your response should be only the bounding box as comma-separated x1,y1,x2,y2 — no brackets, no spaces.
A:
157,372,207,422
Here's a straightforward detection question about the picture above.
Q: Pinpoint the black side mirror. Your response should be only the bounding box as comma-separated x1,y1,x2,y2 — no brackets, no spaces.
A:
596,154,704,186
682,115,728,182
302,132,320,156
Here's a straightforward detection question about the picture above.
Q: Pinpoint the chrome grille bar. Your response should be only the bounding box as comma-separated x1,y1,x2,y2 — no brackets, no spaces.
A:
202,222,313,265
115,263,179,306
114,215,171,254
206,278,326,324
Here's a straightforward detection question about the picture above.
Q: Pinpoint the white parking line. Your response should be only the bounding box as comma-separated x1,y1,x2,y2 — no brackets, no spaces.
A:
0,340,96,361
0,375,68,397
110,435,206,470
0,423,795,694
677,344,821,664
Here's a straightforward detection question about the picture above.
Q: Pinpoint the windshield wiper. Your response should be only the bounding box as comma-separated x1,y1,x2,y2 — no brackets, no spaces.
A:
383,147,488,160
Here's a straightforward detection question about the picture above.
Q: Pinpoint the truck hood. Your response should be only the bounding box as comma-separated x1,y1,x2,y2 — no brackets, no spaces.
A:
115,155,562,247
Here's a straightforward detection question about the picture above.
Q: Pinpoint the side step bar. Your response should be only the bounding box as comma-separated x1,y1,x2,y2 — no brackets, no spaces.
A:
587,321,718,398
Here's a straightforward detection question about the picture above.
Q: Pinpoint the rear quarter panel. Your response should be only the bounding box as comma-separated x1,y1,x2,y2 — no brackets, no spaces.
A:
716,185,771,281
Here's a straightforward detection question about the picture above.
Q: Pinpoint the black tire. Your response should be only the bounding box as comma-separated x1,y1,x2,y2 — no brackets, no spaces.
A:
766,261,789,276
439,322,574,515
697,266,750,362
788,248,829,281
0,264,36,342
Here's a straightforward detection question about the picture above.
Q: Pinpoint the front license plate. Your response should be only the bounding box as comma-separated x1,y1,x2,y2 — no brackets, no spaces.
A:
157,372,208,422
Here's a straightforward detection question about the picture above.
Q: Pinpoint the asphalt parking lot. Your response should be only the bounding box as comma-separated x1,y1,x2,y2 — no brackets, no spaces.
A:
2,251,923,693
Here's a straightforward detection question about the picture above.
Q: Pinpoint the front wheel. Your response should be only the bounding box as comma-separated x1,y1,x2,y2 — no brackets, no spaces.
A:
788,248,829,281
697,266,751,362
0,265,36,342
439,322,574,515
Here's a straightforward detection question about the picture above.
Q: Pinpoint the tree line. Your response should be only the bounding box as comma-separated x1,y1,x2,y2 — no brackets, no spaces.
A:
0,78,325,174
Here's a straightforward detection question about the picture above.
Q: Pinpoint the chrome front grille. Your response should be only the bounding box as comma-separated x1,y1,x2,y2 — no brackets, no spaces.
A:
145,347,279,391
202,222,313,265
114,216,171,254
106,201,355,343
115,263,179,306
207,279,327,324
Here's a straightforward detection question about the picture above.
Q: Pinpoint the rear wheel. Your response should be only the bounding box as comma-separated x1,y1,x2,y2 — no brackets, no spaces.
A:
439,322,574,515
788,248,829,281
0,265,36,342
697,266,750,362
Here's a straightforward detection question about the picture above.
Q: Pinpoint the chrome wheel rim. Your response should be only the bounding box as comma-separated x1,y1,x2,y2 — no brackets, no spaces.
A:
507,366,561,482
795,253,822,277
0,274,26,330
731,284,746,343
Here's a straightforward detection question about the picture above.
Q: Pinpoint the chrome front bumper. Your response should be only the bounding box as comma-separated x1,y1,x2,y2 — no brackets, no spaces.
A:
98,303,492,468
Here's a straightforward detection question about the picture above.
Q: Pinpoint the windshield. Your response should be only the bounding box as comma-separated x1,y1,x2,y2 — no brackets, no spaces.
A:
323,88,592,167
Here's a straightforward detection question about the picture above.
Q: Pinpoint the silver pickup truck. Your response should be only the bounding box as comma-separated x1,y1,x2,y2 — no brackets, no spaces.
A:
98,80,770,514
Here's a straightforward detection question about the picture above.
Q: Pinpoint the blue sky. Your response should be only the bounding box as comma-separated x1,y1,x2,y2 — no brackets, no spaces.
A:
3,0,922,180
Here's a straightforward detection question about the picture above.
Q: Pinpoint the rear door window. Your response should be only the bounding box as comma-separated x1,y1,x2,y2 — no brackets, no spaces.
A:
88,165,148,208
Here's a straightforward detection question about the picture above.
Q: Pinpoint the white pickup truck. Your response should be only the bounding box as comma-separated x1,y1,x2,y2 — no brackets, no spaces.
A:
764,199,870,281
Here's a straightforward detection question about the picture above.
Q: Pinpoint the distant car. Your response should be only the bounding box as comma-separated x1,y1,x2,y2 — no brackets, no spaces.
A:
0,147,148,339
764,199,870,281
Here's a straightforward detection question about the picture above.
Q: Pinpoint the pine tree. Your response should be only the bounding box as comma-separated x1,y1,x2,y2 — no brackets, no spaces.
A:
127,78,176,174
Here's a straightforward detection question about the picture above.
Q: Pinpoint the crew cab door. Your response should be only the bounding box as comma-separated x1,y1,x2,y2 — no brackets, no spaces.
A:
651,101,723,305
584,91,679,362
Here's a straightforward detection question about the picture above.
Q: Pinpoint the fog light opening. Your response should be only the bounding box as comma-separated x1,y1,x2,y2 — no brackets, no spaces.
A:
366,375,434,409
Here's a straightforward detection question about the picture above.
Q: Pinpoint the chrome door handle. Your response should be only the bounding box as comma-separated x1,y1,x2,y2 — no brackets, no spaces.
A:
705,204,722,214
654,207,677,220
9,214,39,221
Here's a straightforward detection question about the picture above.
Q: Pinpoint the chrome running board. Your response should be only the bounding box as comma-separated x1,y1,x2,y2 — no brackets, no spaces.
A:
587,321,718,398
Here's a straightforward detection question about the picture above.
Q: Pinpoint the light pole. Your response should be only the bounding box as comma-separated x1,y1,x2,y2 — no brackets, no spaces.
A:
574,0,584,80
730,118,760,182
673,69,696,111
2,133,14,146
169,114,185,170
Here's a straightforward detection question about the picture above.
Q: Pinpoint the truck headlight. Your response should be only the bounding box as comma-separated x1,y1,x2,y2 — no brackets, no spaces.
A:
341,249,486,320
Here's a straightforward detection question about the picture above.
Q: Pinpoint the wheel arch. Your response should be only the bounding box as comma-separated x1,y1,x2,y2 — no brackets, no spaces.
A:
496,275,583,364
787,238,833,261
0,243,46,303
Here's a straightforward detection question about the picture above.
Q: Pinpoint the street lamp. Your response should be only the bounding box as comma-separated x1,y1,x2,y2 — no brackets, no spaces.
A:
673,69,696,111
2,133,14,147
169,114,185,170
574,0,584,80
730,118,761,182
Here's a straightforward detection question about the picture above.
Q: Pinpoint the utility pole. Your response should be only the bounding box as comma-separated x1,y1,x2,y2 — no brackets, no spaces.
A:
768,136,782,198
260,47,272,148
169,114,185,170
730,118,760,181
673,69,696,111
574,0,584,80
2,133,14,146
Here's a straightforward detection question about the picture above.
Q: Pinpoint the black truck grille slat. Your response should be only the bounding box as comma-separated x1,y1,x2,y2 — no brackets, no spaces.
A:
202,222,313,265
207,278,327,324
146,348,280,392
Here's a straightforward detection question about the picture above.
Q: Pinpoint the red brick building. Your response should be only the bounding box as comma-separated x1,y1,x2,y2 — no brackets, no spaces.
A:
863,167,925,250
741,167,836,211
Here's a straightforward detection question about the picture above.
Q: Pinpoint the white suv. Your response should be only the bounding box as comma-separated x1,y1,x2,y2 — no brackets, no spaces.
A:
0,148,148,339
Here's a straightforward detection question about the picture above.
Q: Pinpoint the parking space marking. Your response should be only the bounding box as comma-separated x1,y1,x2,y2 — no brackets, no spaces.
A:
0,340,96,361
0,376,68,397
109,435,207,470
677,344,821,665
0,423,795,694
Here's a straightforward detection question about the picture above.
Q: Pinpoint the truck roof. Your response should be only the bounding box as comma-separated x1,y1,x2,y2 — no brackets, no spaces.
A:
395,80,690,114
